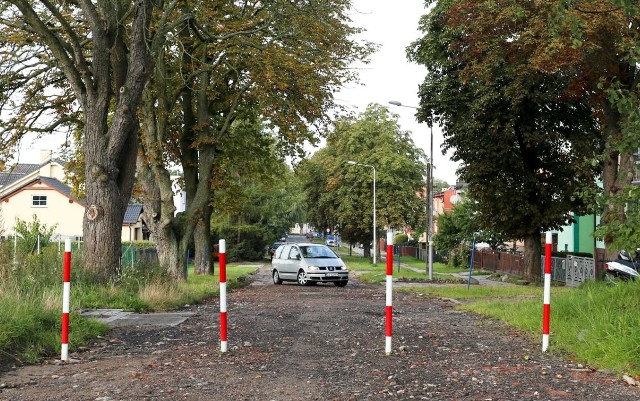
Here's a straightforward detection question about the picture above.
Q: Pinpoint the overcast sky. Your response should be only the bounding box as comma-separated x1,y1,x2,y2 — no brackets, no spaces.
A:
16,0,459,184
335,0,459,185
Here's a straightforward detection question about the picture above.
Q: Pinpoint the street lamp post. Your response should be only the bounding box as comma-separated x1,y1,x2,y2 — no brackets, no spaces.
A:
347,161,377,264
389,100,433,280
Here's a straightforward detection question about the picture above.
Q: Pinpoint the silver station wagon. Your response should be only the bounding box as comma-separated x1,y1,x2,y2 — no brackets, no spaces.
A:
271,243,349,287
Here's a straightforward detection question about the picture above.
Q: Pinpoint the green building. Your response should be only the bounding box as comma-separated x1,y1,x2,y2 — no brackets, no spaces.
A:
555,213,604,256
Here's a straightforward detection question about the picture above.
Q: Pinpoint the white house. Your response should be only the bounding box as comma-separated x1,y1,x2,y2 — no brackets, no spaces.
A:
0,150,146,242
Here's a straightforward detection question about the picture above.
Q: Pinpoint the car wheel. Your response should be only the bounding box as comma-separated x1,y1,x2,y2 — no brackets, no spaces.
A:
272,269,283,285
297,270,309,286
334,281,348,287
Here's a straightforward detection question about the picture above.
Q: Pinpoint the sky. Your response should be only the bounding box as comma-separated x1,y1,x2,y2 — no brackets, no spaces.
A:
15,0,459,184
335,0,459,185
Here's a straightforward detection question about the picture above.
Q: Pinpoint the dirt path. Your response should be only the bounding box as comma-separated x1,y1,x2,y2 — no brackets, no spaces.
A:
1,264,638,400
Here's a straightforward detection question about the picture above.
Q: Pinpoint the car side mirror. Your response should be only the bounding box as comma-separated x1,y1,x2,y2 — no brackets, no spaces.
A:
296,254,301,260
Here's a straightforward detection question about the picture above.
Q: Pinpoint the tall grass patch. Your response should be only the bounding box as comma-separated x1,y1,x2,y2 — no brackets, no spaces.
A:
0,239,257,365
0,282,106,364
398,284,548,299
458,280,640,375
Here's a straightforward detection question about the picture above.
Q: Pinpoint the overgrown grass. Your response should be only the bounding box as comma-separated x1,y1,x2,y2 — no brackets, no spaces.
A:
387,265,640,375
0,242,257,365
458,280,640,375
396,284,552,299
341,250,640,375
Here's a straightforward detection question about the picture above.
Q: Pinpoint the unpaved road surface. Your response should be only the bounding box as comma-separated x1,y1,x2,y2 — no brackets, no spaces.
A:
1,264,638,400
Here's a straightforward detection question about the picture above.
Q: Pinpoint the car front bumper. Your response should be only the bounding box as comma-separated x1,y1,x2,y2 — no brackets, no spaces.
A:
307,272,349,282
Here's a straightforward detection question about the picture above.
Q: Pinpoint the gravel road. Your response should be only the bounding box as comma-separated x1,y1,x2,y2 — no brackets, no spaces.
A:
1,264,638,400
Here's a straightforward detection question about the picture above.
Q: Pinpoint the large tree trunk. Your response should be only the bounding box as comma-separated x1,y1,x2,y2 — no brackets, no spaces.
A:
194,215,213,275
523,231,542,284
83,129,137,281
600,101,634,260
137,147,185,279
82,2,153,281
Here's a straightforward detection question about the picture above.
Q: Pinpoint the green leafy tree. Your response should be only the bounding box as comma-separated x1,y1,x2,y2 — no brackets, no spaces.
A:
434,199,508,264
135,0,372,278
1,0,182,281
211,143,306,247
432,178,451,194
14,215,57,255
552,1,640,255
299,104,428,259
408,1,603,282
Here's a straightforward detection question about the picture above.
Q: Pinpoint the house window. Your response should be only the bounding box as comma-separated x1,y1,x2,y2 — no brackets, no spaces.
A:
32,195,47,207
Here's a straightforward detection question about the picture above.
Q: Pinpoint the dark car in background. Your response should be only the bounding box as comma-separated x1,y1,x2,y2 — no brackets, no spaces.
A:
269,242,285,260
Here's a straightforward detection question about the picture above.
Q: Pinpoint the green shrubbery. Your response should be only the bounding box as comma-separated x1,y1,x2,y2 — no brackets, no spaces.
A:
393,232,409,245
0,241,107,364
213,224,271,261
13,214,58,255
0,237,255,365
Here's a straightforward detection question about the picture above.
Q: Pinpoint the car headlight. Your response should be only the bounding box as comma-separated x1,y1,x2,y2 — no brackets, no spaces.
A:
307,265,319,271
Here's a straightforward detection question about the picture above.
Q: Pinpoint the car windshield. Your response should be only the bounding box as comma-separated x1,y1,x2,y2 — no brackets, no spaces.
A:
300,245,338,259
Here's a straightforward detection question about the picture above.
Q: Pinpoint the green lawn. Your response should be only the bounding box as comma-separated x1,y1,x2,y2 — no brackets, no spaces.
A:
339,252,470,283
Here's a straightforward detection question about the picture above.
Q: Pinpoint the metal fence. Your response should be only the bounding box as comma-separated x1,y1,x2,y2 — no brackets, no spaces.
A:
397,246,447,264
397,245,598,286
121,245,158,266
564,255,596,287
547,257,567,283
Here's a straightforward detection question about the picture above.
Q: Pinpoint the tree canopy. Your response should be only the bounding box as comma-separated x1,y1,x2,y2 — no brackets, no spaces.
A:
0,1,372,279
298,104,427,257
135,0,372,277
408,0,604,281
0,0,183,279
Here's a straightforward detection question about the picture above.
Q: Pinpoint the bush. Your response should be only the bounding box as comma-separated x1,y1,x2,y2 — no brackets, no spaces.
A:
393,233,409,245
449,243,472,268
213,225,271,262
14,214,58,255
122,240,156,250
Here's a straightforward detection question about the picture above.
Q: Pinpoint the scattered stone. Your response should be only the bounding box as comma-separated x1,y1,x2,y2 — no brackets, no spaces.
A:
622,375,638,386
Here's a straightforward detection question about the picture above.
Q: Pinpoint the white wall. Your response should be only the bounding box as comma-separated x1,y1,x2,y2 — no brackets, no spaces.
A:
0,183,85,237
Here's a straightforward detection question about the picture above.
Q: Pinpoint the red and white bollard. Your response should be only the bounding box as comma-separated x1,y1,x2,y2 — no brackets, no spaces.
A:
385,230,393,355
542,231,552,352
61,238,71,361
219,239,228,353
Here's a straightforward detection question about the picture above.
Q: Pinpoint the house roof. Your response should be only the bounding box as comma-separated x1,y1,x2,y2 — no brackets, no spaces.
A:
0,176,86,206
39,176,80,201
0,158,65,191
123,204,143,224
0,163,41,188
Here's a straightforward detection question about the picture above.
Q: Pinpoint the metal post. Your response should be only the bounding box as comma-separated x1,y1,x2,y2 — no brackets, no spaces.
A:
61,239,72,361
388,100,434,278
385,229,393,354
428,123,434,280
219,239,228,352
542,231,553,352
373,166,377,264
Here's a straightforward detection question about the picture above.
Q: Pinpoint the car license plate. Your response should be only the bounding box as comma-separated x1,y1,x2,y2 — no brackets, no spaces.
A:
327,273,339,277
